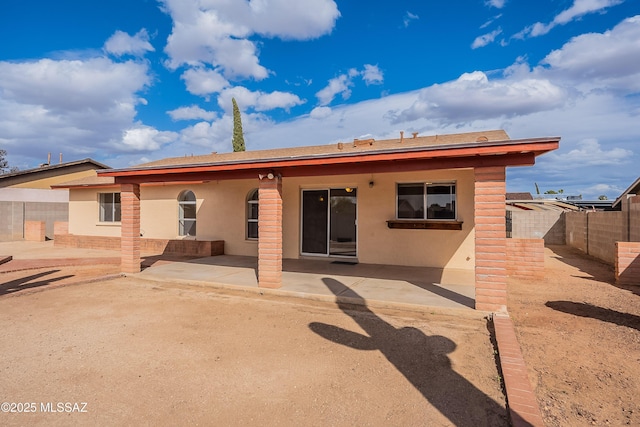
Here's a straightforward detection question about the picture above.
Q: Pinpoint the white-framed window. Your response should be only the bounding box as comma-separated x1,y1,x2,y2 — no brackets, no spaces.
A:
99,193,121,222
247,189,259,239
397,182,456,220
178,190,197,236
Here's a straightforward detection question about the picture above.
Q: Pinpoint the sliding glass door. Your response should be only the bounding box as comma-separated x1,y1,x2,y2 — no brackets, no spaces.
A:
301,188,357,257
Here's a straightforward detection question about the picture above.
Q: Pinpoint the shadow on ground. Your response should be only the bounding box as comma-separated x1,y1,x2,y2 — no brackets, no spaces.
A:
0,270,73,296
546,300,640,332
309,277,506,426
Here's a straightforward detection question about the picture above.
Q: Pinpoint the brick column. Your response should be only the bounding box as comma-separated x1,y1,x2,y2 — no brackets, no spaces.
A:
258,174,283,288
474,167,507,312
121,183,141,274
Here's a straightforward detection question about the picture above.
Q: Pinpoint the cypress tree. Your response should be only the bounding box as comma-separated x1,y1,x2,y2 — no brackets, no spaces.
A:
231,98,246,152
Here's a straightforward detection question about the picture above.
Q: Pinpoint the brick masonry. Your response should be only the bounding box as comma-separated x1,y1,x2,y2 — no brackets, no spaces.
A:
257,175,283,288
474,167,508,312
506,238,544,279
493,313,545,427
615,242,640,285
120,184,141,274
54,221,69,236
24,221,46,242
54,233,224,257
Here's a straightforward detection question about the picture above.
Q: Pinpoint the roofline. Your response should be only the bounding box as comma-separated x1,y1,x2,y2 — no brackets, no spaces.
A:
98,137,560,178
612,176,640,208
0,158,111,179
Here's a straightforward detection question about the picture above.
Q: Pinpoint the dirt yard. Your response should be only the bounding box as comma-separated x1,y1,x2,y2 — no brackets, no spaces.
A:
0,269,507,426
508,245,640,426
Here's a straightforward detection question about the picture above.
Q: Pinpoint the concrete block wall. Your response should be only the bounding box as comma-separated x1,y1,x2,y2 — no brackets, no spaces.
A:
630,196,640,242
509,210,565,244
25,221,46,242
565,212,587,252
0,201,68,241
615,242,640,285
506,238,545,279
586,211,626,265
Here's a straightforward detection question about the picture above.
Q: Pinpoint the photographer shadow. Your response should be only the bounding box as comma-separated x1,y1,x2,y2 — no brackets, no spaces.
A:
309,278,507,426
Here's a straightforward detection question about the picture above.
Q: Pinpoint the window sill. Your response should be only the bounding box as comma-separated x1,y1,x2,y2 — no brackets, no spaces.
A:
386,220,463,230
96,222,121,227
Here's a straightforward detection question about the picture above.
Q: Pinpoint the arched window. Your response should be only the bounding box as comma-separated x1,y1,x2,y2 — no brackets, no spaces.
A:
247,189,259,239
178,190,197,236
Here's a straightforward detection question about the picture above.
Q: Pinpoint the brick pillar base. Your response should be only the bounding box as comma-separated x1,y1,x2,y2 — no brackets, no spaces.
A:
475,167,507,312
121,183,141,274
258,174,283,288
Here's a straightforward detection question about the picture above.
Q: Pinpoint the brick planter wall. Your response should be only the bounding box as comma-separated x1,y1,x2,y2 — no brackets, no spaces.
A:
506,238,544,279
25,221,46,242
616,242,640,285
54,221,69,236
54,234,224,257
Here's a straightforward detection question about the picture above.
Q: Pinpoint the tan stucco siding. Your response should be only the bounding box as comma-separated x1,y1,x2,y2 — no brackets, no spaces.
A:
68,168,475,268
281,169,475,270
11,169,99,189
68,187,122,237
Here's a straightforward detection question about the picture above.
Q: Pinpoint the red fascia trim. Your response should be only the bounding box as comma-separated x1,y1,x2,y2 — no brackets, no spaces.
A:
100,140,558,179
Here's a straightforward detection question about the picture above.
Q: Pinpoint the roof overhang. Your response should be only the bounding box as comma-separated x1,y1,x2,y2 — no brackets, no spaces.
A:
97,137,560,184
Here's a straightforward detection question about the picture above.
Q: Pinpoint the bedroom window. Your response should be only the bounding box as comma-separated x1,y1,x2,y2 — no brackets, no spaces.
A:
247,189,259,239
397,183,456,220
99,193,121,222
178,190,197,236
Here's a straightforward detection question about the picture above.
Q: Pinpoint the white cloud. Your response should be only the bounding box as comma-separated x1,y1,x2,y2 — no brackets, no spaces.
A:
161,0,340,79
316,65,383,106
485,0,506,8
403,11,419,28
310,106,332,119
104,29,155,57
516,0,624,38
167,105,217,121
391,70,566,124
543,138,632,167
539,15,640,93
316,74,354,106
120,126,179,152
0,57,157,162
181,68,229,96
480,14,503,29
217,86,305,112
471,28,503,49
362,64,384,85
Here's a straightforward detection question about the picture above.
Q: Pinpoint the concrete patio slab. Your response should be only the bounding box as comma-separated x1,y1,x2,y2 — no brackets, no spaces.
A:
136,255,477,313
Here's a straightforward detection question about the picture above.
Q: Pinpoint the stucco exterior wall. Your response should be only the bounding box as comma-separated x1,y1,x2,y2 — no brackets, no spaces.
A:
10,169,99,189
67,168,476,269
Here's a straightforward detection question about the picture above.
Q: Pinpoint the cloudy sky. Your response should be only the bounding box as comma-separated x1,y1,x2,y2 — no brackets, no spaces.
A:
1,0,638,199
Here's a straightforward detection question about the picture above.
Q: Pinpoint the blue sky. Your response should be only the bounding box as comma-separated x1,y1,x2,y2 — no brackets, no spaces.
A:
1,0,639,199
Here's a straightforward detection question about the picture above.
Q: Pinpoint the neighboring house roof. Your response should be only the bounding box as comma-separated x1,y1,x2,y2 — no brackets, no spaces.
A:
89,130,559,184
507,200,581,212
612,176,640,210
0,158,111,189
506,192,533,200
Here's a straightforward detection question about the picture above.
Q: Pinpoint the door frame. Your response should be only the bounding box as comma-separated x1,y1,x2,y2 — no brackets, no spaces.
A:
299,187,358,258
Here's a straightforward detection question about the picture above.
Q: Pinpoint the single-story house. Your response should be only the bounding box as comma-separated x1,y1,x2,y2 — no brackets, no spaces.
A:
54,130,559,311
0,158,110,241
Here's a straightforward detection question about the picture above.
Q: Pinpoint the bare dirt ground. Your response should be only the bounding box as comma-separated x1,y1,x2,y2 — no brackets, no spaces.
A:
0,269,507,426
508,245,640,426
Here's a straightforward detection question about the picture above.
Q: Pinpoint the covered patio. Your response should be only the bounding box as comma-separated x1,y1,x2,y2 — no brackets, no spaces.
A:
136,254,477,312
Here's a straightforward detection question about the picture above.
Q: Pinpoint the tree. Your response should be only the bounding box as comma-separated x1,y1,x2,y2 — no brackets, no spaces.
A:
0,149,9,174
598,195,608,200
231,98,246,152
